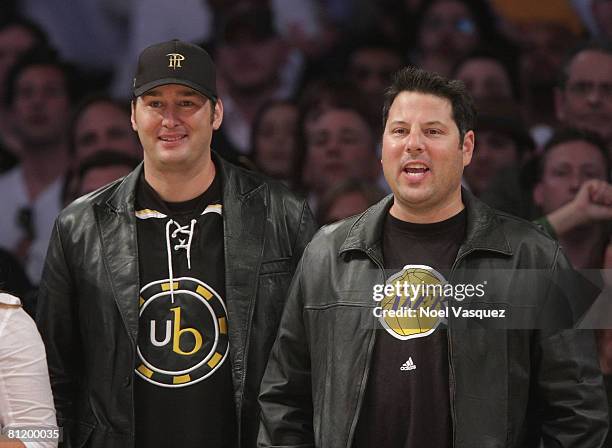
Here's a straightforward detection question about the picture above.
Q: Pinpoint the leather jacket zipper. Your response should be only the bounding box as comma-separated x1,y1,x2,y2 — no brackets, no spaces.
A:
345,247,386,447
448,246,511,447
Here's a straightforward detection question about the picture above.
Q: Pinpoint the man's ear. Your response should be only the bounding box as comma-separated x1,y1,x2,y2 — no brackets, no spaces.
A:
213,98,224,130
131,100,138,132
462,130,475,167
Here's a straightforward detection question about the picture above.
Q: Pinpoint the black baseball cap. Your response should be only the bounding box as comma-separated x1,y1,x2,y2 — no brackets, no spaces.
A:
132,39,217,101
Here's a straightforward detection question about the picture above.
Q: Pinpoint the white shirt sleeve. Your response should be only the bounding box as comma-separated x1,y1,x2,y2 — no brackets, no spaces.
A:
0,298,58,448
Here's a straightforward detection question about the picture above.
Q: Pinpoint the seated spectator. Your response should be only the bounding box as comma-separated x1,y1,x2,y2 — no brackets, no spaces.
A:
0,292,58,448
519,21,579,145
296,77,367,134
555,40,612,157
65,151,140,203
70,95,141,166
213,4,291,160
533,128,610,269
464,99,534,197
0,47,74,283
316,179,386,226
411,0,502,77
301,103,380,211
62,94,141,203
344,36,404,121
532,128,612,446
250,100,299,184
452,50,519,101
0,17,47,164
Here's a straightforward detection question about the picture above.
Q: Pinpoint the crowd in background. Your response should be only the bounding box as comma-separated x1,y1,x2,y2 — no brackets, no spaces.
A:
0,0,611,377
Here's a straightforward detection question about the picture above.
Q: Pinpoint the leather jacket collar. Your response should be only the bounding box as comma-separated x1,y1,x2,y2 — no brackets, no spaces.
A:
103,153,263,213
339,189,513,261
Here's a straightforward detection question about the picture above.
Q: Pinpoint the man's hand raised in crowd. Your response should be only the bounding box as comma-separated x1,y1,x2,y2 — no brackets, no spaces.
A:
547,179,612,237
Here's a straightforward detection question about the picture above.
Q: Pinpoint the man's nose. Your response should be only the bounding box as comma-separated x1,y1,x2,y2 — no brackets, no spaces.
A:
405,129,425,152
586,86,603,107
161,105,180,127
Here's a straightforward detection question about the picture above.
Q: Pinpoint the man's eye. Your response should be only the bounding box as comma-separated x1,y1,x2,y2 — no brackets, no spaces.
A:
426,129,442,135
179,100,194,107
392,128,406,135
148,101,163,108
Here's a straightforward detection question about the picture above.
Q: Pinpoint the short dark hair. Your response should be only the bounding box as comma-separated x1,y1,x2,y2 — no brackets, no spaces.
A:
538,128,611,182
5,45,75,107
382,66,476,141
558,39,612,90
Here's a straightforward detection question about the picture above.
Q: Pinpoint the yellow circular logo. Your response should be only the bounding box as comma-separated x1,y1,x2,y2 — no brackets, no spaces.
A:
378,265,448,340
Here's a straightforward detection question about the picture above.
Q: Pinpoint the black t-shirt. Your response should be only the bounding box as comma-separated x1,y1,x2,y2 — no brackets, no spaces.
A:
353,209,466,448
134,173,237,448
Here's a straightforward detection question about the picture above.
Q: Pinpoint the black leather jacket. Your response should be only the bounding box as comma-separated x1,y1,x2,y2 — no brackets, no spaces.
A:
258,192,609,447
36,156,316,448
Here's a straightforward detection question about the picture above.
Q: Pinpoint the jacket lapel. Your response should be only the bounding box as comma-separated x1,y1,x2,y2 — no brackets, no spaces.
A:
218,158,266,392
96,165,142,346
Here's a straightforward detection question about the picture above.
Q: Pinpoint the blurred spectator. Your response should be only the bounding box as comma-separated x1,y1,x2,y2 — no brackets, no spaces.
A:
345,36,404,121
452,50,519,101
0,291,58,448
302,103,380,211
213,4,291,160
0,47,74,283
533,129,610,268
66,151,140,203
62,94,141,203
519,21,580,144
251,100,299,184
0,17,47,167
70,95,140,165
411,0,501,77
531,127,612,428
555,40,612,155
316,179,386,226
465,99,534,197
297,76,366,133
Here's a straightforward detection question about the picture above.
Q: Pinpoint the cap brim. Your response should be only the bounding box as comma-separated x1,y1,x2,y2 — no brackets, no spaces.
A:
133,78,217,101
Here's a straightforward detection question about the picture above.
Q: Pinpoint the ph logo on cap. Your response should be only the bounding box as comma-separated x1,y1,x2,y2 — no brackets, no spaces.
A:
167,53,185,69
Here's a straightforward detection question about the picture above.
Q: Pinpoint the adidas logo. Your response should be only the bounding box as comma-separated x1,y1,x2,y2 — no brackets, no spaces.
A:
400,357,416,371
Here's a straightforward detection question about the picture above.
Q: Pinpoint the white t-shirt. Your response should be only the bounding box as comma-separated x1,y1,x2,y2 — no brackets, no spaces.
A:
0,167,62,283
0,293,58,448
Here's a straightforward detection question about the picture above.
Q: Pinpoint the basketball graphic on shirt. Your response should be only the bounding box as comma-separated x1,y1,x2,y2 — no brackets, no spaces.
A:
135,277,229,388
379,265,447,341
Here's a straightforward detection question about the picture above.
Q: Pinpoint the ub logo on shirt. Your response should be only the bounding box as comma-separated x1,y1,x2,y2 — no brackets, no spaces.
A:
135,277,229,388
378,265,447,341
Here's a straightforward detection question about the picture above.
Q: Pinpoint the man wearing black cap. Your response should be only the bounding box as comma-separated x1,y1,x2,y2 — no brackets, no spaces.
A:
37,39,316,448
